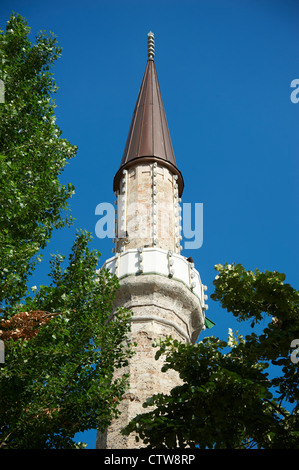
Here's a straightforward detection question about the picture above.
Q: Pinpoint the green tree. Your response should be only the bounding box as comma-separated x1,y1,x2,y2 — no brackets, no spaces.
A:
0,14,133,448
123,263,299,449
0,13,77,306
0,231,134,449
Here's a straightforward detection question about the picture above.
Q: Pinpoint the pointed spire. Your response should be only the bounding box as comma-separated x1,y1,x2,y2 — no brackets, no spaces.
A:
113,32,184,196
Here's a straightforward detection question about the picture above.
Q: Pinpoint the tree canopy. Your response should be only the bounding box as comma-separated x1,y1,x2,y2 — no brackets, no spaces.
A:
0,13,77,306
123,263,299,449
0,14,133,449
0,231,134,449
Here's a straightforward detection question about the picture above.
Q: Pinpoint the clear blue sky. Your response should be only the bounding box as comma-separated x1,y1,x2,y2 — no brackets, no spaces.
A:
2,0,298,448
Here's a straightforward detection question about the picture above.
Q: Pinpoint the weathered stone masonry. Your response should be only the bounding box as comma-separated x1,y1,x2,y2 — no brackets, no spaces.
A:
96,32,209,449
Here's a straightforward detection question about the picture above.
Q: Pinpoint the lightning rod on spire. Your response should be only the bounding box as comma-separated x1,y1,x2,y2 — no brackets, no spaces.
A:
147,31,155,60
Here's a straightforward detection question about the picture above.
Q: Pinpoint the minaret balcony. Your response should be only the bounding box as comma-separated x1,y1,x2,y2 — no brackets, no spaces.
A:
101,247,208,313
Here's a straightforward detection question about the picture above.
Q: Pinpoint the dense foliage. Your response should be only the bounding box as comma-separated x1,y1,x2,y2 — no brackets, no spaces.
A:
123,263,299,448
0,231,133,448
0,13,77,306
0,14,133,449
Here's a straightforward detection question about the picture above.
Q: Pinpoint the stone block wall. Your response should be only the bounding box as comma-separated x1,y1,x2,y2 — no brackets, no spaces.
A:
115,163,181,254
96,274,204,449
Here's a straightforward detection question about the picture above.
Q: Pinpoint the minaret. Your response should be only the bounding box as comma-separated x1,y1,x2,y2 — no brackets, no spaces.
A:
97,32,208,449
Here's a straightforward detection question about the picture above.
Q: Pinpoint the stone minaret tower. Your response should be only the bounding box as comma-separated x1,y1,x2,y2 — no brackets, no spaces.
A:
97,32,208,449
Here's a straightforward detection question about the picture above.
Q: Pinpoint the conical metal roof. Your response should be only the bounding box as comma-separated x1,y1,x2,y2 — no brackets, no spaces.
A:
113,33,184,196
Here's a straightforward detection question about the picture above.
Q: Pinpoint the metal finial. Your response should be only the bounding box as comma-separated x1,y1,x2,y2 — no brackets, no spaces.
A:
147,31,155,60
